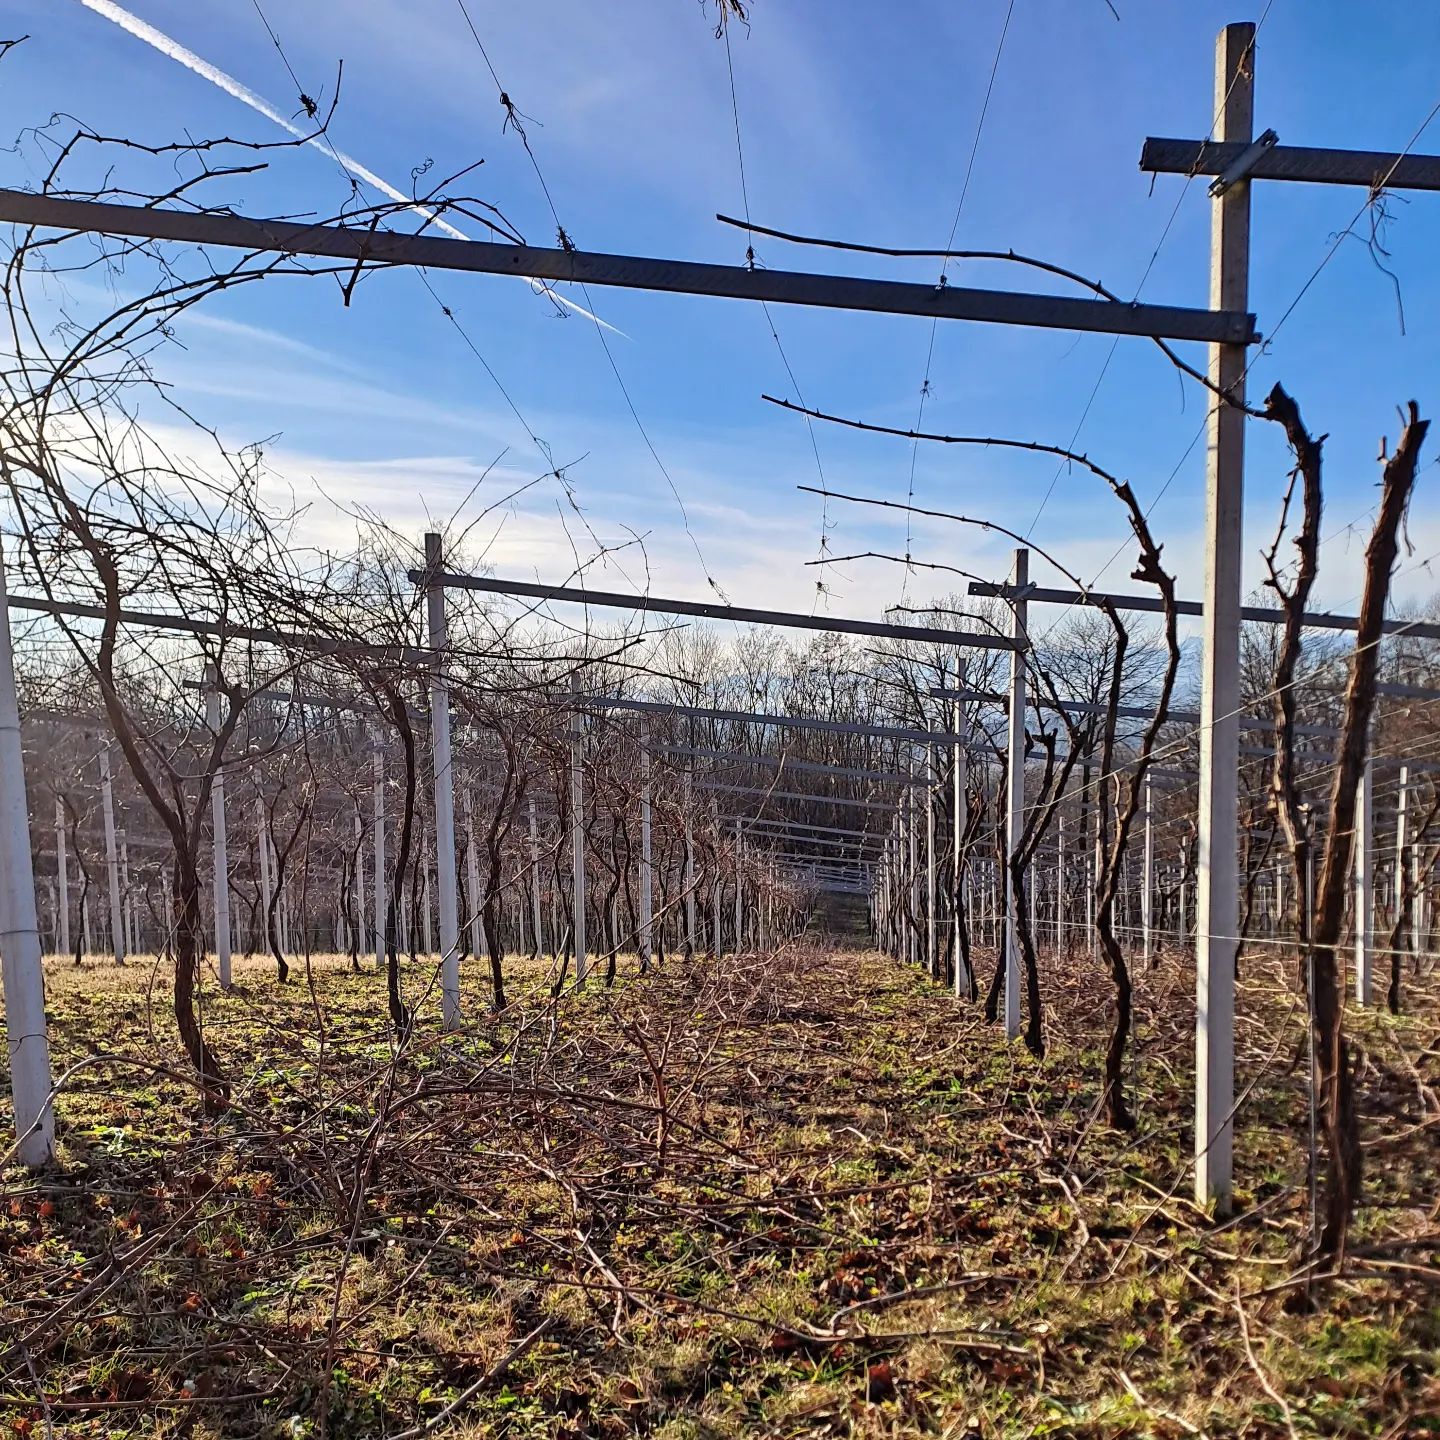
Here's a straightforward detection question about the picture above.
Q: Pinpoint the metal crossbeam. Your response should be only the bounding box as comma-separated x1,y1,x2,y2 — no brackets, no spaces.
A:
579,695,962,746
1377,681,1440,702
415,569,1015,651
1141,137,1440,192
10,592,423,659
655,743,924,787
0,191,1256,345
735,818,881,841
694,780,899,812
966,580,1440,642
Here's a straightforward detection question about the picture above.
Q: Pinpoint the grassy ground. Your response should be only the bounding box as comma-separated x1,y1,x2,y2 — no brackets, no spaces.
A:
1,940,1438,1438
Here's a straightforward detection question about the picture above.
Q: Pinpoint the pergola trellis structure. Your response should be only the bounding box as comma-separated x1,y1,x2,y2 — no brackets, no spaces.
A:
0,116,1243,1163
2,17,1429,1226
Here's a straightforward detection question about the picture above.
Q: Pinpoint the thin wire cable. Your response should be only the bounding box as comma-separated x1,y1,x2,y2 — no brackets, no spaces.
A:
719,19,833,611
901,0,1015,596
451,0,726,598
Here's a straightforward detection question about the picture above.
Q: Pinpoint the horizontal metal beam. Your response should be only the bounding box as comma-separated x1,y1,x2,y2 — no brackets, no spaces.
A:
744,829,883,852
655,743,924,787
415,569,1015,651
694,781,899,813
735,817,882,842
966,581,1440,642
1141,137,1440,192
9,592,424,660
1025,695,1342,739
928,686,1004,703
0,191,1256,345
579,695,962,746
1376,681,1440,702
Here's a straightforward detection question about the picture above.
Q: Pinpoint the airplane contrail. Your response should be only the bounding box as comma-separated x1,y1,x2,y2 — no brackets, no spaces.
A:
72,0,619,329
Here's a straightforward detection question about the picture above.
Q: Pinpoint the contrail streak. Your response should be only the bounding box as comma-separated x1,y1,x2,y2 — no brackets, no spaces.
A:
72,0,619,329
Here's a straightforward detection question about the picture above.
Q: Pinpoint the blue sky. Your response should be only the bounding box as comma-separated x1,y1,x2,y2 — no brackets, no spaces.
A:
4,0,1440,632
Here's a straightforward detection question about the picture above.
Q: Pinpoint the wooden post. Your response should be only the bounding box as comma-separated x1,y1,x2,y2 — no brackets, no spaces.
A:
1003,547,1029,1039
424,532,461,1027
1194,20,1254,1215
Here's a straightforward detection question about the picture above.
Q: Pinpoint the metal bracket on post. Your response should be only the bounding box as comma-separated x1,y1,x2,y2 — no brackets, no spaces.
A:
1208,128,1279,196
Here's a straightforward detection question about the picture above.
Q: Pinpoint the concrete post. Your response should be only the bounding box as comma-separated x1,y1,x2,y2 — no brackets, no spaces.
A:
1354,757,1373,1005
639,718,653,964
0,550,55,1163
1194,21,1254,1216
1003,547,1029,1040
569,671,587,982
424,532,461,1027
98,745,125,965
204,667,232,989
54,797,70,959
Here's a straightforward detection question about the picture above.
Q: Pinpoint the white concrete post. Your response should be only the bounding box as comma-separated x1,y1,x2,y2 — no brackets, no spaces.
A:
907,776,919,968
464,788,482,960
204,668,232,989
256,799,272,954
1194,21,1253,1215
1354,757,1373,1005
1395,762,1410,997
639,718,653,964
733,821,743,952
712,814,723,956
1058,811,1067,951
925,733,938,979
353,809,366,957
951,692,970,997
528,796,543,957
98,745,125,965
54,797,70,958
422,858,434,955
372,732,386,970
0,550,55,1163
569,671,587,982
683,771,697,953
424,532,462,1027
1003,547,1028,1040
118,832,134,956
1142,771,1154,968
